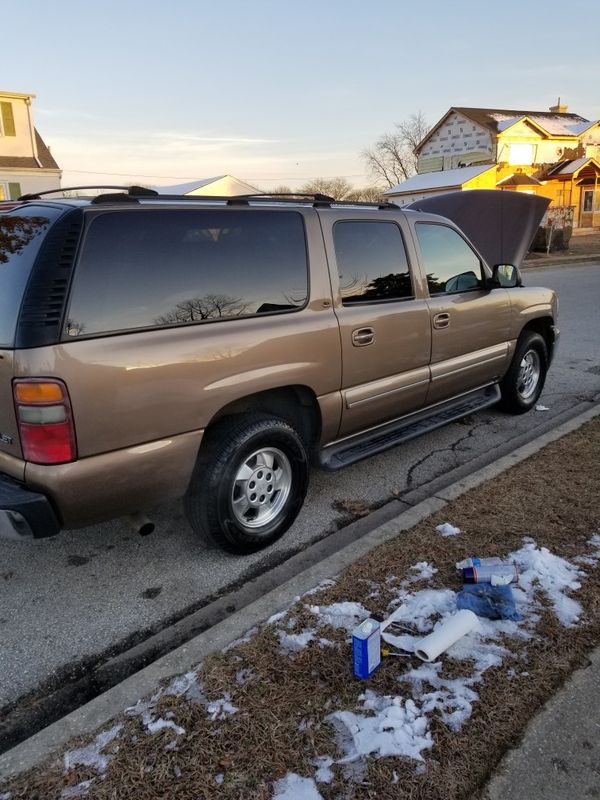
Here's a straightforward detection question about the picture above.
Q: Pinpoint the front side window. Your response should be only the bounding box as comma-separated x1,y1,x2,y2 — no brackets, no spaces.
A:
333,221,413,304
415,223,483,295
66,209,308,336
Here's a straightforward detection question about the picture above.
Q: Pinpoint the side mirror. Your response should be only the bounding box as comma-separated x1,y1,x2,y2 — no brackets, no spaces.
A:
489,263,520,288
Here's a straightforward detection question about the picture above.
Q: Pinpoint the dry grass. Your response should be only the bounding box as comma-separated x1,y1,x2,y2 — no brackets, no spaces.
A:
3,419,600,800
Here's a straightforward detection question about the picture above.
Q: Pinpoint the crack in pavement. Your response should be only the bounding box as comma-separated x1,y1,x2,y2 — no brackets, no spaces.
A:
405,417,495,489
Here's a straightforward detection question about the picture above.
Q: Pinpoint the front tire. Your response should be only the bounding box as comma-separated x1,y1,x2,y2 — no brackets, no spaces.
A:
499,331,548,414
185,414,309,553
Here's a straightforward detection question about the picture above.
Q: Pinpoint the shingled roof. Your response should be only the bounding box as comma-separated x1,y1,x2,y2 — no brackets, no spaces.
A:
0,129,60,170
452,107,589,136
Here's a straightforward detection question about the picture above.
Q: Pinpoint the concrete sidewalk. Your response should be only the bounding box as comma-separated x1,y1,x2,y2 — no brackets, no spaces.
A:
483,646,600,800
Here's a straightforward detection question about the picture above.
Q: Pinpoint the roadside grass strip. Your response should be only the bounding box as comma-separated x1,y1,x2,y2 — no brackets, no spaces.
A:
2,418,600,800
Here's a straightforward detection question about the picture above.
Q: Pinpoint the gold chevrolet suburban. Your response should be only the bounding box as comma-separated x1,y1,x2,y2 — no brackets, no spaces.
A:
0,187,558,552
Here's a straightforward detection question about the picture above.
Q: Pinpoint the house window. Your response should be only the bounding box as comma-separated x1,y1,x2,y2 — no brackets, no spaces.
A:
508,144,535,165
0,182,21,200
0,102,17,136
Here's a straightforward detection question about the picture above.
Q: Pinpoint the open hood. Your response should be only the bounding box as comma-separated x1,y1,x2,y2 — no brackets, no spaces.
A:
406,189,550,268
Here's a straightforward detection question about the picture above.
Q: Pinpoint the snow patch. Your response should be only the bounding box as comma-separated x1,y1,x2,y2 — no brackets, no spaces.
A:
511,541,585,626
60,781,95,798
306,602,370,633
272,772,324,799
409,562,438,581
206,694,238,721
312,756,334,784
278,629,317,653
436,522,461,537
63,724,122,774
535,404,550,411
328,691,433,763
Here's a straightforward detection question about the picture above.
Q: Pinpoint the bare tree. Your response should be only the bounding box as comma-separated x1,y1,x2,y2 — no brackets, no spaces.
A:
299,177,354,200
345,185,386,203
362,111,429,187
155,294,249,325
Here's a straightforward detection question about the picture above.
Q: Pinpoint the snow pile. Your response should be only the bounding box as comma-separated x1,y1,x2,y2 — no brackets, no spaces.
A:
63,724,122,774
436,522,461,537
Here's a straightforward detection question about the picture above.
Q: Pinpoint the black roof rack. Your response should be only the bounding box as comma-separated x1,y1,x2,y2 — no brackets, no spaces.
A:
18,185,397,210
18,185,159,201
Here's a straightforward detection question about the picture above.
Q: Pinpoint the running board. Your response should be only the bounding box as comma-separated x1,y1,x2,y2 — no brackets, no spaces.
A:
319,384,501,471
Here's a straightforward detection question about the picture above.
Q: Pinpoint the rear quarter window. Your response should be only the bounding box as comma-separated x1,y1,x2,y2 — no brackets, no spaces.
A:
0,205,61,347
66,209,309,337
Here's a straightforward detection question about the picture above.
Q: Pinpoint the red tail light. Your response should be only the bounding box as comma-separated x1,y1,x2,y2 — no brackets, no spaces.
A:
13,379,77,465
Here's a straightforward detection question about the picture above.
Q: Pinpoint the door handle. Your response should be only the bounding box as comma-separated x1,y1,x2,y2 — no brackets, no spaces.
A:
351,327,375,346
433,312,450,330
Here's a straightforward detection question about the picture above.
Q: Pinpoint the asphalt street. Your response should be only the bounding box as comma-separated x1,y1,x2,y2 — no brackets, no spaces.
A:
1,263,599,710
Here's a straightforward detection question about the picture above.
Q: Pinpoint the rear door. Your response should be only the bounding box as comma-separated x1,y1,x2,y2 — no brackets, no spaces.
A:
320,210,431,438
411,220,512,405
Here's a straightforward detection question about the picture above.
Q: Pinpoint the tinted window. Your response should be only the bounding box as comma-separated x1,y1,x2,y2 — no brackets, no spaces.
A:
333,221,413,304
67,209,308,336
415,223,483,295
0,206,60,347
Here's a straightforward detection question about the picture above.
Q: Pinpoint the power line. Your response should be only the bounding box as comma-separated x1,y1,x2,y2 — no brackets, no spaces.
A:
62,168,372,182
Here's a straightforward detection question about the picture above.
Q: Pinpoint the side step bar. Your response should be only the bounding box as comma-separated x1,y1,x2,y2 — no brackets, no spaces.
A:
319,384,501,471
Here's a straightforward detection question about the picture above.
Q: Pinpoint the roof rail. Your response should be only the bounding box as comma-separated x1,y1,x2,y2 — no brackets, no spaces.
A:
18,185,159,201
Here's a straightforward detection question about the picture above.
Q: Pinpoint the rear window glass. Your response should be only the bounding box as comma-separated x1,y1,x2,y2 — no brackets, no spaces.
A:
66,209,308,336
0,206,60,348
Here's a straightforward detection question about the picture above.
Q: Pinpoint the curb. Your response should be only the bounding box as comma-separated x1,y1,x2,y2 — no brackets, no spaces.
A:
2,403,599,780
522,254,600,270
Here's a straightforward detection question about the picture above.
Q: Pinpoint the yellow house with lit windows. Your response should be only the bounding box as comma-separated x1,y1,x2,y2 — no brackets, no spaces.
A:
385,102,600,229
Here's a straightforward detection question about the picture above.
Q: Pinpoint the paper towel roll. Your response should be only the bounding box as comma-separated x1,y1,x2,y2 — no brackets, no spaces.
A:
414,610,479,662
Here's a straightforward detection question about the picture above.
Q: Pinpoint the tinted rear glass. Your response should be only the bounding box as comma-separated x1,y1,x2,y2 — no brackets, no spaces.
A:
66,209,308,336
0,205,61,347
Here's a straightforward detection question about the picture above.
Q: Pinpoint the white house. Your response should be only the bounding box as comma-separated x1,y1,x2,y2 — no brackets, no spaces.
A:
0,90,61,200
155,175,260,196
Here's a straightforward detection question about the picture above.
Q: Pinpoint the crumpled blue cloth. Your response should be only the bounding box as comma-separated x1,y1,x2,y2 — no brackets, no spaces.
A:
457,583,522,621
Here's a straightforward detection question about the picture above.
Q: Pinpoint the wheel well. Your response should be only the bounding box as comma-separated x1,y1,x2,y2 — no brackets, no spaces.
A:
521,317,555,361
206,386,321,450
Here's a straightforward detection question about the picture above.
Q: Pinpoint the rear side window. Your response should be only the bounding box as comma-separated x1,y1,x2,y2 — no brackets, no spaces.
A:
415,223,483,295
0,206,60,347
66,209,308,336
333,221,413,304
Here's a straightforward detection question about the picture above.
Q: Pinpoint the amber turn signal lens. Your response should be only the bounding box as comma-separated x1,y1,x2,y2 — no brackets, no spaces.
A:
14,381,64,404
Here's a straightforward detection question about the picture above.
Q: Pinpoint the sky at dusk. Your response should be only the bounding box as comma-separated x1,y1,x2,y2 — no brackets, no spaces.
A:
2,0,598,189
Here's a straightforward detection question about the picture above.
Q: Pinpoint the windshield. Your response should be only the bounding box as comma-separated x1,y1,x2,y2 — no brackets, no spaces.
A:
0,205,62,347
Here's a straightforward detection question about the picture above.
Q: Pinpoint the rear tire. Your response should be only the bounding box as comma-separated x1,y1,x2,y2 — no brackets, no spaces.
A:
185,414,309,553
499,331,548,414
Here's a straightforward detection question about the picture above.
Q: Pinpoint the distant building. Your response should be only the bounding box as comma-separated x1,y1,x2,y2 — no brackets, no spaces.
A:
0,90,61,200
155,175,260,196
385,102,600,228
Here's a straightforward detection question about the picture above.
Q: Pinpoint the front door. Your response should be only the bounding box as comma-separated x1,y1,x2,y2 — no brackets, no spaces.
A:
580,189,595,228
412,221,512,405
323,216,432,437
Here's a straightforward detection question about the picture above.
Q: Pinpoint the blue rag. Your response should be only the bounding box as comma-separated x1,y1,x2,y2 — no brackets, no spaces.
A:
457,583,522,621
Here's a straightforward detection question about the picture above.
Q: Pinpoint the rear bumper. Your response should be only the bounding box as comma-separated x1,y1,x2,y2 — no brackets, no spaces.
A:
0,474,60,540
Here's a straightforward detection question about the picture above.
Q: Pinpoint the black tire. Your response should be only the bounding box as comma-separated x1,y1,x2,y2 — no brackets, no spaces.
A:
185,413,309,553
499,331,548,414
